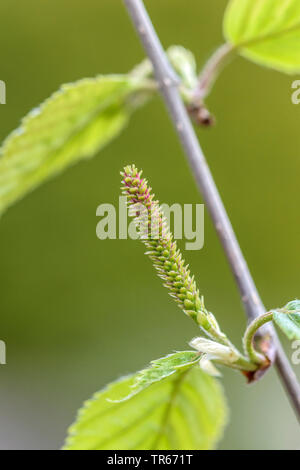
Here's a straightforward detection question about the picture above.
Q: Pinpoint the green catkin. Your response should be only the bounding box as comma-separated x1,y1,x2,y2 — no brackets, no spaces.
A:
121,164,228,343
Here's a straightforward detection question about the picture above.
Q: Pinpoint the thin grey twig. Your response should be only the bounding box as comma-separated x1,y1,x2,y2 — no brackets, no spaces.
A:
123,0,300,421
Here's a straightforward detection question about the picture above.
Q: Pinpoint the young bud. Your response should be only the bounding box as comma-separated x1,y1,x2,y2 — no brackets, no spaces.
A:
189,337,239,365
199,354,222,377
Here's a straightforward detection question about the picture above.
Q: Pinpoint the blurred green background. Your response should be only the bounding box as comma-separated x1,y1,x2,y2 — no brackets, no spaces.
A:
0,0,299,450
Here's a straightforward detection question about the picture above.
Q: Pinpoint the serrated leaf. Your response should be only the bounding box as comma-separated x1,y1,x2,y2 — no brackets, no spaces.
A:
273,311,300,340
63,352,227,450
0,75,147,215
127,351,200,397
224,0,300,74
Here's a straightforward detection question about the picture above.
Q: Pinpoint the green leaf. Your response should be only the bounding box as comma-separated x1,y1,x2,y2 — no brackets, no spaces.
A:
273,312,300,340
128,351,201,396
167,46,198,89
63,352,228,450
224,0,300,74
0,75,148,215
284,299,300,312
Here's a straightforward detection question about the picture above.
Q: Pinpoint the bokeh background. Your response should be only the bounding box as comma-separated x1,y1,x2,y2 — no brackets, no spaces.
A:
0,0,299,450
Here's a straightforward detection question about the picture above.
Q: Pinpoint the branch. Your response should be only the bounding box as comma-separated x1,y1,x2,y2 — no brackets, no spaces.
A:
196,43,234,100
243,312,274,365
123,0,300,421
